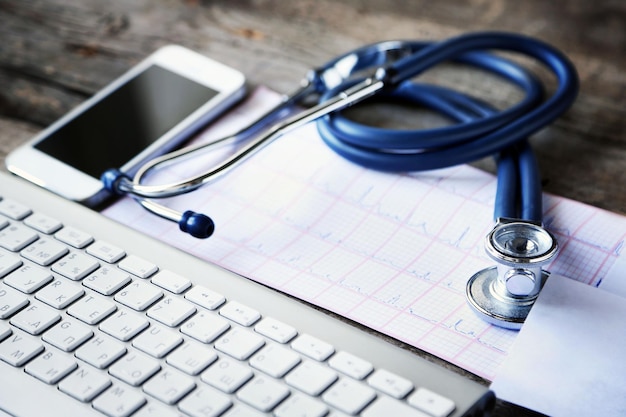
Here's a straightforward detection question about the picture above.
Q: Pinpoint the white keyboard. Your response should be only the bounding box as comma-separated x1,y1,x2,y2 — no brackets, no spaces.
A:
0,171,494,417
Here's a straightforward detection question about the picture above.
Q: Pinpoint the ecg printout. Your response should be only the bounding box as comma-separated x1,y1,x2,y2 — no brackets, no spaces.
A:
103,87,626,380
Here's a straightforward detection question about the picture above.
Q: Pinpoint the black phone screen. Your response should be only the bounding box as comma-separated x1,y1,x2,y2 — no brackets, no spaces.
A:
35,65,218,178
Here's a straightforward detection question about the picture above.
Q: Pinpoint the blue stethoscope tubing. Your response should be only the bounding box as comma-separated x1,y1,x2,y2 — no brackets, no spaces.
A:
103,31,579,237
316,32,578,222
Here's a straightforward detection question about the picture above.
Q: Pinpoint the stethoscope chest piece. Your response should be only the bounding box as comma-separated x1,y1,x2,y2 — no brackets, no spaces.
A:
466,219,558,330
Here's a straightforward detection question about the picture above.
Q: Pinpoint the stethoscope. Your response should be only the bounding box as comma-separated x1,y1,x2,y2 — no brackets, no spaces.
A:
102,32,579,329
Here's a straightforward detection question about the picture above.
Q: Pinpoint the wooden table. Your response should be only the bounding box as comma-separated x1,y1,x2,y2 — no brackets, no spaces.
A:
1,1,624,416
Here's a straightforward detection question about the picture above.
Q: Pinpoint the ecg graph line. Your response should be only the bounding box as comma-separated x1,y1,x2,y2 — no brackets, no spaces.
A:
103,87,626,381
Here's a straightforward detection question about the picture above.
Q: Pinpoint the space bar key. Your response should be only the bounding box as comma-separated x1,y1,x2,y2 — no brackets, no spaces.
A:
362,397,431,417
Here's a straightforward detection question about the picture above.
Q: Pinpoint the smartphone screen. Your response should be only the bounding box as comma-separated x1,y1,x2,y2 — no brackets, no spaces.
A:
34,65,218,178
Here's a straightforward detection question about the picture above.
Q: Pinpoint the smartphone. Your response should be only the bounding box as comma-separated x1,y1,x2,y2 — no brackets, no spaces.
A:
6,45,246,206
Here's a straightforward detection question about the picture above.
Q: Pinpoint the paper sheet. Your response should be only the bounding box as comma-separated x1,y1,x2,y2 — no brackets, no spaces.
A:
490,273,626,417
102,87,626,380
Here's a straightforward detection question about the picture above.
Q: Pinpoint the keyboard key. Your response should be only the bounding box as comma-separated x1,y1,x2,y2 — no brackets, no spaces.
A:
35,278,85,309
201,356,253,393
67,293,117,324
51,251,99,280
291,333,334,361
147,295,196,327
114,280,162,311
119,254,158,278
0,321,10,341
180,310,230,343
83,266,131,296
0,251,22,277
55,226,93,249
249,343,300,378
0,198,32,220
75,333,126,368
151,269,191,294
42,317,93,352
10,302,60,335
408,387,456,417
322,377,377,415
133,403,183,417
274,392,328,417
219,301,261,326
132,324,182,358
0,223,38,251
25,348,77,384
143,367,196,404
20,237,68,266
109,351,160,386
362,396,431,417
184,285,225,310
23,212,62,234
0,332,44,366
328,351,373,380
178,386,232,417
0,285,29,319
236,375,290,412
92,383,146,417
4,264,53,294
285,359,337,396
367,369,414,399
99,309,149,341
86,240,125,263
166,341,217,375
215,327,265,360
59,366,111,402
254,317,297,343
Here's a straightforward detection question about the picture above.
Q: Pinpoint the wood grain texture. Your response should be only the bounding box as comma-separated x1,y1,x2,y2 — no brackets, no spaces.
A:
0,1,624,415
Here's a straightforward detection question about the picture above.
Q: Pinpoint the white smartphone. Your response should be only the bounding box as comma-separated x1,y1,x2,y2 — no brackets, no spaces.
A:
6,45,246,206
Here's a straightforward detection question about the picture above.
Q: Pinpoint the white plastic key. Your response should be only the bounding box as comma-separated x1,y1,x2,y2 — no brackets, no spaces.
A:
328,351,373,380
200,356,253,394
236,375,290,412
35,278,84,309
284,359,337,396
75,333,126,369
362,396,430,417
184,285,225,310
291,333,334,361
214,327,265,361
178,386,232,417
0,251,22,277
67,293,117,324
54,226,93,249
92,383,146,417
254,317,297,343
408,387,456,417
219,301,261,326
86,240,125,263
180,310,230,343
147,295,196,327
99,309,149,341
118,254,158,278
114,280,162,311
109,351,160,386
23,212,62,234
25,348,77,384
42,317,93,352
150,269,191,294
165,340,217,375
249,343,301,378
10,302,60,335
274,392,329,417
58,366,111,402
0,224,37,251
20,237,68,266
82,266,131,296
0,285,29,319
367,369,414,399
4,264,53,294
51,251,99,280
132,324,182,358
322,377,377,415
142,367,196,404
0,198,32,220
0,331,43,366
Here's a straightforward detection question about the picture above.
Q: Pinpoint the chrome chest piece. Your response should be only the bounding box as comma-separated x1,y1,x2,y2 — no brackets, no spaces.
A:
466,218,558,330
